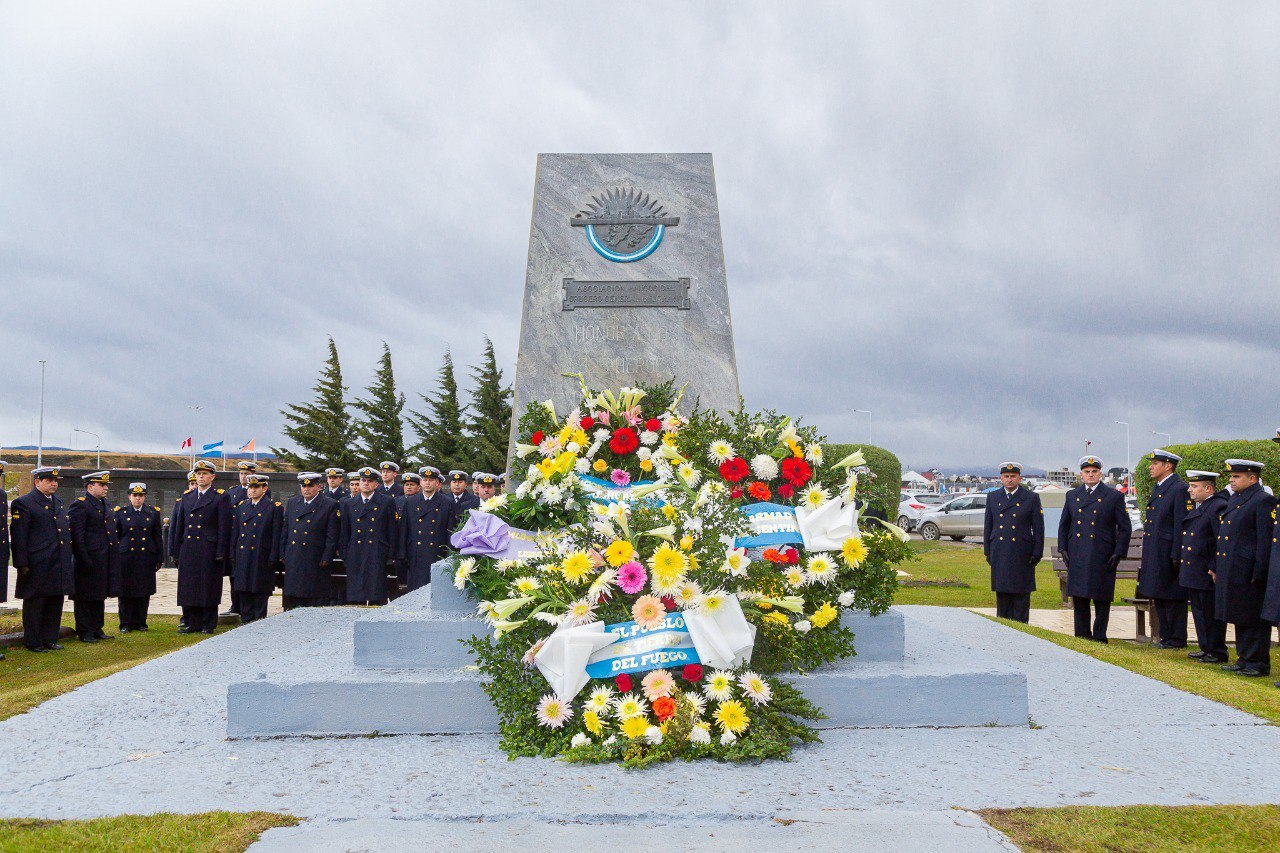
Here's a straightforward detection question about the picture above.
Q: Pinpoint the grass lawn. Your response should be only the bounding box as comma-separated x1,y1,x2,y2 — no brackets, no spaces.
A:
988,616,1280,724
0,613,218,722
0,811,298,852
896,540,1137,610
981,804,1280,852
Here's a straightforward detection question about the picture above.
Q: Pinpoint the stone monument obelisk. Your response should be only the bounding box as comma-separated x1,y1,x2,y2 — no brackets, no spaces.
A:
509,153,740,457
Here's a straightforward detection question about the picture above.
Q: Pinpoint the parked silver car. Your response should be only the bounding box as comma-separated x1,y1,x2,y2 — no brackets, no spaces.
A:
916,492,988,541
896,491,951,531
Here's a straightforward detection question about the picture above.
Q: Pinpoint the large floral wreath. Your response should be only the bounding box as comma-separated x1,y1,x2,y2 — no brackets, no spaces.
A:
451,378,911,768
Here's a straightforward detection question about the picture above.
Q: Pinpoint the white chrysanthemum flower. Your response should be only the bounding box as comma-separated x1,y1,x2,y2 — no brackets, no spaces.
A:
515,479,534,499
806,553,838,585
795,620,812,633
685,692,707,717
614,693,648,719
645,725,663,745
805,443,824,465
800,485,830,509
636,447,652,462
704,669,734,702
674,580,702,608
720,731,737,746
532,611,564,625
481,493,509,512
690,723,712,745
570,732,590,748
593,428,610,442
526,464,542,483
784,567,808,588
838,590,857,608
453,558,476,590
721,547,751,576
677,464,701,487
738,671,772,706
707,439,735,464
587,686,615,715
567,598,596,626
588,569,617,604
698,589,729,615
650,571,683,596
535,694,572,729
750,453,779,481
574,458,591,474
541,485,564,505
640,430,660,446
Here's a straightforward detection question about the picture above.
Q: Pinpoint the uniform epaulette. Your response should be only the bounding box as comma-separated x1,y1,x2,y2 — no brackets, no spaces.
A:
77,496,86,501
175,496,183,503
275,501,282,507
114,506,121,511
154,506,161,513
217,488,225,494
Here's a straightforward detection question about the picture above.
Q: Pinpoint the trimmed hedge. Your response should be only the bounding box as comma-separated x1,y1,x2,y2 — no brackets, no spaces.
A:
1134,439,1280,505
822,443,902,520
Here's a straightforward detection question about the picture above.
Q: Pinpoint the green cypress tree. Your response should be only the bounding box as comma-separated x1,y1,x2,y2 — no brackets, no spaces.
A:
273,337,359,471
352,342,406,465
464,337,513,474
407,350,469,472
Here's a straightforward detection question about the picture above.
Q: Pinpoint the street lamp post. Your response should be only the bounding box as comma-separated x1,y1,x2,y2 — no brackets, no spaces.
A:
853,409,872,444
1114,421,1131,491
1151,430,1172,446
37,360,46,467
73,428,102,470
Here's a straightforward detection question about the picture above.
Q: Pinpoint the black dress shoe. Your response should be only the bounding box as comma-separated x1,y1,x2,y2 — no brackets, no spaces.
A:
200,628,215,635
45,643,64,650
25,645,47,653
79,634,99,644
119,627,133,634
96,631,113,640
1199,655,1228,664
1187,650,1207,659
1159,641,1187,649
1222,662,1245,671
1239,667,1270,677
177,626,195,634
137,625,148,632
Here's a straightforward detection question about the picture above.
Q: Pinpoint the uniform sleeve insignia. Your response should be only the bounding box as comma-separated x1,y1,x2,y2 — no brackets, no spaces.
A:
155,506,161,513
275,501,282,507
114,506,122,511
77,496,85,501
10,510,19,518
217,488,225,494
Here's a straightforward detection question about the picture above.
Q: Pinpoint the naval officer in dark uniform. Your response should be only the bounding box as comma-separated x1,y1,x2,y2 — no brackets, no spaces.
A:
378,461,404,497
170,458,232,633
9,467,74,652
228,473,282,623
225,460,268,506
1136,449,1190,648
446,470,479,522
0,459,10,616
474,472,499,503
1215,459,1276,676
279,473,339,610
324,467,348,501
1262,434,1280,686
113,482,165,632
1180,470,1229,663
68,471,119,643
982,462,1044,623
341,466,397,605
402,467,455,591
1058,455,1132,642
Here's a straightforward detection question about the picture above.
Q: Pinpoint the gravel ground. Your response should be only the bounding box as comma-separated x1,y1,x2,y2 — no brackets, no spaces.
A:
1,604,1277,845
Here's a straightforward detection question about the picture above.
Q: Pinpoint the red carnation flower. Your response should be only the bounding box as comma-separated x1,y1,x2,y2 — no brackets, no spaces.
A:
719,456,750,484
729,487,744,500
783,547,800,565
777,483,795,500
747,481,772,501
580,416,595,430
609,427,640,455
652,696,677,721
615,673,632,692
530,430,544,445
780,456,812,487
682,663,704,682
661,595,677,612
645,418,661,432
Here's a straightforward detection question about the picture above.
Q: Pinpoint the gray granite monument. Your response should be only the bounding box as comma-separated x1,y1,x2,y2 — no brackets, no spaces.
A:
509,153,740,456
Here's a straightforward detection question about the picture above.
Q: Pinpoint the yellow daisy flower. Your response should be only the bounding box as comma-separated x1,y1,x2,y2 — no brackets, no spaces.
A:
621,716,650,739
583,709,604,735
811,601,839,629
841,536,868,567
604,540,636,567
561,552,594,584
714,699,750,734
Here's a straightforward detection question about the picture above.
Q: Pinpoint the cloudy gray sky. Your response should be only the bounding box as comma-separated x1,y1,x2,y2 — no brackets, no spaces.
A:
2,1,1277,470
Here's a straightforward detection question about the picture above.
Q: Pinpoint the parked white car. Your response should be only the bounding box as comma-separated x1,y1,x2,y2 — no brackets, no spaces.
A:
916,493,989,541
897,491,952,531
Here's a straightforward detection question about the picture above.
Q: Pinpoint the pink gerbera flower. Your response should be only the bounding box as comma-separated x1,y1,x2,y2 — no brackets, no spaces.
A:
641,668,675,700
631,595,665,630
610,468,632,486
618,561,647,595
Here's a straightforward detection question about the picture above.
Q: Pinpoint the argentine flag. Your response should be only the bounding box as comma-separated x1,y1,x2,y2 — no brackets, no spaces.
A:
201,440,224,458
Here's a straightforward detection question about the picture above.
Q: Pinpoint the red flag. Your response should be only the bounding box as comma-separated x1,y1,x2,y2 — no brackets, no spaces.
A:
180,437,192,451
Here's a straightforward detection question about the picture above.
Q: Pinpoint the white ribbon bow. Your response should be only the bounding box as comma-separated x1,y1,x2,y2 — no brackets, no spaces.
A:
533,621,616,700
795,497,860,552
684,595,757,670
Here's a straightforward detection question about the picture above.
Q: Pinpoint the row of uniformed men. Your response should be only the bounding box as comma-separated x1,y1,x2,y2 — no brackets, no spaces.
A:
0,459,499,654
985,450,1280,683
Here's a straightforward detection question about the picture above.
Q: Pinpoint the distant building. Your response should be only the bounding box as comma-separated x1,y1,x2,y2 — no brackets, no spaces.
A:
1045,467,1078,488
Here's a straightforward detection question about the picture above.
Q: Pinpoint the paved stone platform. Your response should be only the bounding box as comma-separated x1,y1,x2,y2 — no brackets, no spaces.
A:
3,605,1279,832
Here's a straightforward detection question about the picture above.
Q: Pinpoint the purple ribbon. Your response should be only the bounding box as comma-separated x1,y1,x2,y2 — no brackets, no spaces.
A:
450,511,513,558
